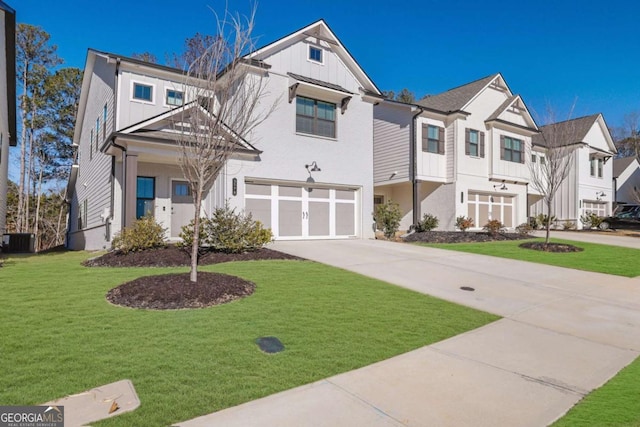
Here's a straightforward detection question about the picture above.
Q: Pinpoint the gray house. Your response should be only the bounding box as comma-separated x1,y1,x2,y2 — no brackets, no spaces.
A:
0,1,15,238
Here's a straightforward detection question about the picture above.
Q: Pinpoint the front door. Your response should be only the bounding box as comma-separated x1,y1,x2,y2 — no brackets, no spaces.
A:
171,180,195,238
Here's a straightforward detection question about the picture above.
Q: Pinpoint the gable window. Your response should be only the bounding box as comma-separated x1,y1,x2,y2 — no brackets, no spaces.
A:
422,124,444,154
465,128,485,157
136,176,155,219
166,89,184,106
296,96,336,138
501,136,524,163
133,83,153,102
308,45,323,64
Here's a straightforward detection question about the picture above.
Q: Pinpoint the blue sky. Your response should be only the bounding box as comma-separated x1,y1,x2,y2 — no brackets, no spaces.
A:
19,0,640,130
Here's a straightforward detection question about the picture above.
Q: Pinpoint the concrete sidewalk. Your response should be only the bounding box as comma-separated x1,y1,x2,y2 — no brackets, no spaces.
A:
176,239,640,427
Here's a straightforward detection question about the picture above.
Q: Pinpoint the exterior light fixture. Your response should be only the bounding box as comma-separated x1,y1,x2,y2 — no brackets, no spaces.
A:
305,161,321,172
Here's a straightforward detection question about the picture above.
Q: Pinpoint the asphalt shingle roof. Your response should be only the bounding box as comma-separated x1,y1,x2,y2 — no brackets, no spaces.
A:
416,74,499,113
613,156,638,178
532,114,601,147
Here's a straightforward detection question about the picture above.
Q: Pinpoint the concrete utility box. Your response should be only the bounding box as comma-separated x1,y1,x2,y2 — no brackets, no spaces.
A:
2,233,35,253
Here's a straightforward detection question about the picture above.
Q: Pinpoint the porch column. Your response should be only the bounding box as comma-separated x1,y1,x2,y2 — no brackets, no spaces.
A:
124,153,138,227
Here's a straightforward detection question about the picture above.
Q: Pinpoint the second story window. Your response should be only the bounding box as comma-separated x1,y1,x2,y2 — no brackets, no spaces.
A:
590,156,603,178
166,89,184,106
133,83,153,102
296,96,336,138
103,103,108,136
465,128,484,157
501,136,524,163
422,124,444,154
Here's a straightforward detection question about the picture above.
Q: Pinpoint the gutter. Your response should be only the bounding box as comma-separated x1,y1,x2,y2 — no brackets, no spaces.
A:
410,107,424,226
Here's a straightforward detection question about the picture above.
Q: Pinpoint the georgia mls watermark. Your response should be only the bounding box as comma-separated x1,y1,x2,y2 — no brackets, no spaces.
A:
0,406,64,427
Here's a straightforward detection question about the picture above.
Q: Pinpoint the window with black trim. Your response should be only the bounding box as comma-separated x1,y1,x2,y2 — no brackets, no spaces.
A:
90,129,94,160
166,89,184,106
136,176,155,219
133,83,153,102
296,96,336,138
308,46,323,63
501,136,523,163
422,124,444,154
103,103,107,136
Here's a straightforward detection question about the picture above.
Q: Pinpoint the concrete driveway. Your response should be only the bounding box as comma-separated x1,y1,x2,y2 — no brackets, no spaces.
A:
177,239,640,427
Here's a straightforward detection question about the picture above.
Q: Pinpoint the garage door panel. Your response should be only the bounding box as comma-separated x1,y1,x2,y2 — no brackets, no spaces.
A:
309,201,330,236
336,203,355,236
279,200,302,236
245,199,271,229
468,192,515,228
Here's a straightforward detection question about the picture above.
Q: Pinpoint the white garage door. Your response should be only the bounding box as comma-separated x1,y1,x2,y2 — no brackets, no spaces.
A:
244,182,358,239
583,201,607,217
467,192,514,228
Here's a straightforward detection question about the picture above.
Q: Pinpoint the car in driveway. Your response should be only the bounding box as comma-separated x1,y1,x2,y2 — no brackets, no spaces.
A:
600,206,640,230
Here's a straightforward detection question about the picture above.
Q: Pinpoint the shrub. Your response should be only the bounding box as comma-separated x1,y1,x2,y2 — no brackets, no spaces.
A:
455,216,474,232
414,213,439,232
483,219,505,236
536,214,556,228
206,205,273,253
111,214,167,254
515,223,533,236
563,221,576,230
179,205,273,253
374,200,402,239
580,212,603,229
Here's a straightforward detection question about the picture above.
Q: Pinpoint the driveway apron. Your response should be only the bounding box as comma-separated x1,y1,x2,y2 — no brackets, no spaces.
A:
176,239,640,427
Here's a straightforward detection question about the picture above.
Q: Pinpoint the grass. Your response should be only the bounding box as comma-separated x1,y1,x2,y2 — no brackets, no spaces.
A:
419,238,640,277
0,251,498,426
553,356,640,427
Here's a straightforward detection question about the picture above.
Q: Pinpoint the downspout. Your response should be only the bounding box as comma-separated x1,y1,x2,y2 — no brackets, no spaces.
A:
411,107,424,227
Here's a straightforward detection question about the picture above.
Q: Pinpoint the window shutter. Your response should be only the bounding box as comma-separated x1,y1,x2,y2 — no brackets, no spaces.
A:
480,132,485,158
465,128,470,155
519,140,525,163
421,123,428,151
438,126,445,155
500,135,505,160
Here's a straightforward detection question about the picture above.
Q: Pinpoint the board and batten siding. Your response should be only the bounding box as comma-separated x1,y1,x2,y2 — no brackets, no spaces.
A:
373,104,410,184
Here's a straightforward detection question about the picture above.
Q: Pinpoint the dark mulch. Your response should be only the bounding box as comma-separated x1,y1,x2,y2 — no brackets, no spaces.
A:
403,231,532,244
519,242,584,253
84,245,303,268
106,272,256,310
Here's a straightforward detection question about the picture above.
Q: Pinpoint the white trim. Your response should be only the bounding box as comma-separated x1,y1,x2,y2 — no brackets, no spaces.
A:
307,44,324,65
163,87,184,108
130,80,155,105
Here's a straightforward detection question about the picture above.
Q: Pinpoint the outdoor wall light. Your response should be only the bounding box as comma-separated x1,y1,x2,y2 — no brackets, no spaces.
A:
493,183,508,191
305,161,321,172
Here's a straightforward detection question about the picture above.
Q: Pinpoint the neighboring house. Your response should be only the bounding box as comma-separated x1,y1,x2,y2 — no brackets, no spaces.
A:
0,0,15,238
373,73,538,231
529,114,617,228
613,156,640,205
66,20,381,250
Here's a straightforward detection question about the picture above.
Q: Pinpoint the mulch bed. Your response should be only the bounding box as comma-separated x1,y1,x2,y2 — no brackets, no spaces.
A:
84,245,303,268
106,272,256,310
403,231,532,244
519,242,584,253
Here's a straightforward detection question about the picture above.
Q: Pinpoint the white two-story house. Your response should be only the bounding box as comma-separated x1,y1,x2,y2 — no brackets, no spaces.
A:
529,114,617,227
373,73,538,231
66,20,381,250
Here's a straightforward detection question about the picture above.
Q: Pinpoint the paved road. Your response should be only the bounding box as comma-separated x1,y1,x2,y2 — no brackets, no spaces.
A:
177,237,640,427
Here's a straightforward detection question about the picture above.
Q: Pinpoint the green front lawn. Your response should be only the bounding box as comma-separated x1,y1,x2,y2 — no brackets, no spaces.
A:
420,238,640,277
0,251,497,426
553,356,640,426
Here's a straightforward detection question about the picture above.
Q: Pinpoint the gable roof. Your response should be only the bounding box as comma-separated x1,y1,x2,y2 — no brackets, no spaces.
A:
416,73,501,113
485,94,538,132
532,114,602,147
247,19,381,95
613,156,639,178
117,100,259,153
